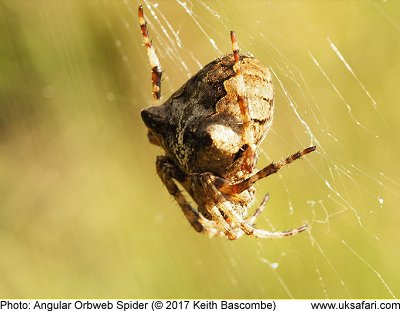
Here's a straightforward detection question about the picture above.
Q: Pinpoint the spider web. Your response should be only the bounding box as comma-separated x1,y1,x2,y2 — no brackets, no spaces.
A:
110,0,400,298
3,0,400,299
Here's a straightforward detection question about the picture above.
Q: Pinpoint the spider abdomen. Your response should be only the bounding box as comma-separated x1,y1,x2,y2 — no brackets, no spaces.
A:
141,53,274,180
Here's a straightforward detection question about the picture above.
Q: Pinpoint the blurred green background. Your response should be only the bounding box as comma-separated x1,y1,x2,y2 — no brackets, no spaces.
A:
1,0,400,298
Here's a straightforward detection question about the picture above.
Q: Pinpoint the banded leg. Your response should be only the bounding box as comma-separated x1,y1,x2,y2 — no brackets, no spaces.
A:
207,205,237,240
195,194,271,239
138,5,163,100
234,223,308,239
191,173,238,240
234,193,307,239
156,156,203,233
247,193,269,225
230,31,256,172
193,173,307,240
216,146,317,195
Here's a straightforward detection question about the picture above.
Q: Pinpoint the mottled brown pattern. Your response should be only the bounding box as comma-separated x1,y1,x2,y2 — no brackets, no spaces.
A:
139,6,316,240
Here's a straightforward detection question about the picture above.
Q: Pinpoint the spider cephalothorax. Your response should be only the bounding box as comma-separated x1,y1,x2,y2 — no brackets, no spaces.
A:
138,5,316,240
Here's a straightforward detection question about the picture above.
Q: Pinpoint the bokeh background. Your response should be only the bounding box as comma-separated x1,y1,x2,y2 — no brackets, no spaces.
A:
1,1,400,298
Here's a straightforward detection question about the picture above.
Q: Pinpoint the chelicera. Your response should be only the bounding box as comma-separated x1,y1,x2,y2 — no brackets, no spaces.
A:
138,5,316,240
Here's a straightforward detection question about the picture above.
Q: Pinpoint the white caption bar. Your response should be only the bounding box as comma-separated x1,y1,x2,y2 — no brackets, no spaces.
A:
1,300,399,311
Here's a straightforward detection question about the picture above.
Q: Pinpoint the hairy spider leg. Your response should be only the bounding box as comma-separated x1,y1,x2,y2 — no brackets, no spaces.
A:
230,31,256,173
196,173,307,240
157,156,238,239
215,146,317,195
156,156,204,233
138,5,163,100
247,193,269,225
209,192,306,239
253,225,308,239
190,173,237,239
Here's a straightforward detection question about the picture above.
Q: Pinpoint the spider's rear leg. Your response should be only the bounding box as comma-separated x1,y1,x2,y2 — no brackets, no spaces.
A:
156,156,204,233
247,193,269,226
191,173,238,240
251,224,308,239
230,31,256,173
193,173,263,239
215,146,317,195
193,173,307,240
138,5,162,100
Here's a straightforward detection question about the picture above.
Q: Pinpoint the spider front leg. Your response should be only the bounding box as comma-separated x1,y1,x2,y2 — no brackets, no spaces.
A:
138,5,162,100
156,156,204,233
156,156,231,237
191,173,306,240
215,146,317,195
247,193,269,226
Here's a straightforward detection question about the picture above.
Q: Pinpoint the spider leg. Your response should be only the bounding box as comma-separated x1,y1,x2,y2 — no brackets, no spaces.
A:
194,173,306,240
246,193,269,225
138,5,162,100
216,146,317,195
187,145,315,239
232,224,308,239
157,156,239,238
207,205,238,240
234,193,306,239
230,31,256,173
156,156,204,233
190,173,238,240
204,194,270,239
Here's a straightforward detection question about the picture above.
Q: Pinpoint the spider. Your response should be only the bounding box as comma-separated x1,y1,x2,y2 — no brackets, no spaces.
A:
138,5,316,240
